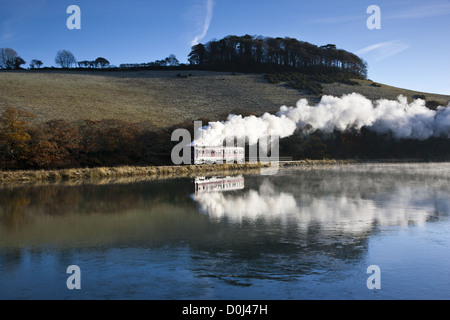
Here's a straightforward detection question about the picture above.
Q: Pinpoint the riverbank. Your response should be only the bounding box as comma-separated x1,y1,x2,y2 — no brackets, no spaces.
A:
0,160,356,185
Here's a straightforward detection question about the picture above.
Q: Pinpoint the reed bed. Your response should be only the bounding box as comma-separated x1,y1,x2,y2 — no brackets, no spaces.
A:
0,160,357,185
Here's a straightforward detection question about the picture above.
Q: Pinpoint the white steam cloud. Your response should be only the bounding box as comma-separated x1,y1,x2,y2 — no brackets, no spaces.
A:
194,93,450,146
191,0,214,47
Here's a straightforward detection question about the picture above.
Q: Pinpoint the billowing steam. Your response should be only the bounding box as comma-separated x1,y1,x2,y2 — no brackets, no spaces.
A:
193,93,450,146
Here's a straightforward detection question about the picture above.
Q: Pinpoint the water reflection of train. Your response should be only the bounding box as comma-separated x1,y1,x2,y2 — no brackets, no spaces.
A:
194,175,245,194
191,146,245,165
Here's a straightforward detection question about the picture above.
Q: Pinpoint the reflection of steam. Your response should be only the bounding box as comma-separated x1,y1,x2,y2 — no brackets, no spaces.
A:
194,189,298,222
192,179,450,234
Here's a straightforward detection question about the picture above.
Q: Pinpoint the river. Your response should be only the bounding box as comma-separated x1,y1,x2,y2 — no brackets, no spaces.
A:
0,163,449,300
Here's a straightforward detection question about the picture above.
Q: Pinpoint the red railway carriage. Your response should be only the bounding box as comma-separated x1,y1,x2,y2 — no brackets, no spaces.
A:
191,146,245,164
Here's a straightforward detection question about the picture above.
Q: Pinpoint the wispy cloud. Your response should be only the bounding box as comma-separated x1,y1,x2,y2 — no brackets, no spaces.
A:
306,2,450,25
305,14,362,25
0,32,13,42
1,20,14,42
386,2,450,19
356,40,410,62
0,12,19,43
0,0,48,43
190,0,214,47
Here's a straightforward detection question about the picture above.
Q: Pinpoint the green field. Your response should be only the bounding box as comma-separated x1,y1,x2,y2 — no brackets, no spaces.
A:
1,69,449,129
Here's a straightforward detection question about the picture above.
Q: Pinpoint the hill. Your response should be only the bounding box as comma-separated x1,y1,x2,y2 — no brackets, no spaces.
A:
1,69,450,170
1,69,449,130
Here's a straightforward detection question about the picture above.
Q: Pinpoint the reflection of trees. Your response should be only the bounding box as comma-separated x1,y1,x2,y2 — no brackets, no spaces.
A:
0,184,129,229
0,179,193,230
0,189,31,229
0,186,82,230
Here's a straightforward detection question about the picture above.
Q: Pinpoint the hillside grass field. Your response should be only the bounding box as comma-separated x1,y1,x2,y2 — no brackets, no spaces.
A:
1,69,449,129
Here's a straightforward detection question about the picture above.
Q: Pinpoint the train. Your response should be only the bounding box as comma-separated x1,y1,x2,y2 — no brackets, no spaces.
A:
191,146,245,165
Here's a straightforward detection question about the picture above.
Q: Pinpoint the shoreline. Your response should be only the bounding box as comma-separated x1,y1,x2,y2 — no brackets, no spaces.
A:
0,160,357,185
2,158,447,187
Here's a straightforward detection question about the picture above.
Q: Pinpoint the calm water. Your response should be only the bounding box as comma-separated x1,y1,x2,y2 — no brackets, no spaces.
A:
0,163,449,300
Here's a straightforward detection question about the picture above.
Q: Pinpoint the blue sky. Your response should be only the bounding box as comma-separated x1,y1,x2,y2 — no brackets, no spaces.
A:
1,0,450,94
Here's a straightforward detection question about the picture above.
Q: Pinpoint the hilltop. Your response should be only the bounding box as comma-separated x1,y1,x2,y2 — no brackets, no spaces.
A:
1,69,449,130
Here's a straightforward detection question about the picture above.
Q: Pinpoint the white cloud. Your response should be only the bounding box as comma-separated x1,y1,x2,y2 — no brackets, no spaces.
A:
356,40,410,62
306,2,450,26
305,14,362,25
387,2,450,19
190,0,214,47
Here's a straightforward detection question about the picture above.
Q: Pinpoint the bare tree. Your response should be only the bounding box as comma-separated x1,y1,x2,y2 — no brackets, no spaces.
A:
30,59,44,69
0,48,20,69
55,50,76,69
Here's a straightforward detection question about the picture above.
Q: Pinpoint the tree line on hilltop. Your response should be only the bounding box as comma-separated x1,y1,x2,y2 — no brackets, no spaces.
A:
0,48,180,70
0,48,112,70
1,34,367,78
188,35,368,78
